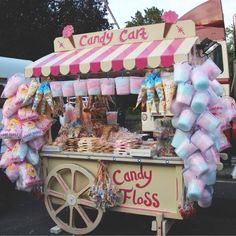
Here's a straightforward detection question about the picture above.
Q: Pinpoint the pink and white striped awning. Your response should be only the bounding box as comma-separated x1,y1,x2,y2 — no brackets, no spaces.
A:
25,37,198,77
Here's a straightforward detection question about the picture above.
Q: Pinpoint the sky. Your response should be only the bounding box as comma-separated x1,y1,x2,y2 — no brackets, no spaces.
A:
107,0,235,28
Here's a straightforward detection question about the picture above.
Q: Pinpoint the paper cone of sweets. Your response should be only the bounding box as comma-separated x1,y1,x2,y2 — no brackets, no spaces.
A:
62,25,76,48
161,10,178,38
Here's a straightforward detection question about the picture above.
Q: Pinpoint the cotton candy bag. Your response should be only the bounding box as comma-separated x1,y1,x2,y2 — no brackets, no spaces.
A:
11,142,28,162
28,136,46,151
18,106,39,121
21,121,43,142
26,148,39,166
35,115,53,133
0,117,22,139
1,73,25,98
16,163,41,190
2,97,21,118
15,84,29,105
5,163,20,182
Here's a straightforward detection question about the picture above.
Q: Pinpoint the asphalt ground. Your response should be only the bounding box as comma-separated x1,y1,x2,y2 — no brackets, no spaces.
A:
0,181,236,235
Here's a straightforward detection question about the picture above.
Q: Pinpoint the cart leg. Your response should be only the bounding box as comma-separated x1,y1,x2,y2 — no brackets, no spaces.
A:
152,214,163,236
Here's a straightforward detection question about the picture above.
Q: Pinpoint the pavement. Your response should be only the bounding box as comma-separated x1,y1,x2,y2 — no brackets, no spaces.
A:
0,180,235,235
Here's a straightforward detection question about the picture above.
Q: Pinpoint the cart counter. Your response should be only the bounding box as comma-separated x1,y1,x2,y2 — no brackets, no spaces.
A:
41,151,184,235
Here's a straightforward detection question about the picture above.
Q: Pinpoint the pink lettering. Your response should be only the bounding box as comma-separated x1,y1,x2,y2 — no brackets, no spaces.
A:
79,35,87,46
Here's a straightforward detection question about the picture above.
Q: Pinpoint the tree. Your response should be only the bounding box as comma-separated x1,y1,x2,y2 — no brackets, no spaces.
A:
126,6,163,27
226,24,235,78
0,0,112,61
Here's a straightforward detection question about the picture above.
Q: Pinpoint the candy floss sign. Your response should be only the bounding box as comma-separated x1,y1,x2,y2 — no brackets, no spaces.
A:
110,164,181,213
54,20,195,52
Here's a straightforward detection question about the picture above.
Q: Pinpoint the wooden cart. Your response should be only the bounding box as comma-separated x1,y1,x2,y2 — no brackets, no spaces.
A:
41,151,184,235
24,20,199,235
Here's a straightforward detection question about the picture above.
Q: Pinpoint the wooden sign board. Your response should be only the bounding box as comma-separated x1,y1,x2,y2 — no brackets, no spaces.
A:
54,20,196,52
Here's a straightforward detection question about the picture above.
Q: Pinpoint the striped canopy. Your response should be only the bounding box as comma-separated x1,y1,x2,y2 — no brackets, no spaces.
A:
25,37,198,77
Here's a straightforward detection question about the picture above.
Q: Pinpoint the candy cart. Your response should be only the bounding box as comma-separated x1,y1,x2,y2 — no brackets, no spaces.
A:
23,19,231,236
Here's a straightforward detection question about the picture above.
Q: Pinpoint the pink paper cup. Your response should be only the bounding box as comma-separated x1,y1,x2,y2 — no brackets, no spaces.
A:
62,81,75,97
187,178,205,201
197,111,220,132
170,99,187,116
201,58,222,80
177,108,199,132
130,76,144,94
115,77,130,95
209,79,224,96
101,78,115,95
106,111,118,125
87,79,101,95
191,66,209,91
188,152,209,176
175,139,197,160
171,129,191,148
174,62,192,84
73,80,88,96
191,91,210,114
203,147,220,164
176,83,194,106
208,87,219,106
191,130,214,153
183,168,195,186
50,81,62,97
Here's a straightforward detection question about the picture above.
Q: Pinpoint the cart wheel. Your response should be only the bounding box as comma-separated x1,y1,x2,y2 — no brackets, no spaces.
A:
44,164,103,235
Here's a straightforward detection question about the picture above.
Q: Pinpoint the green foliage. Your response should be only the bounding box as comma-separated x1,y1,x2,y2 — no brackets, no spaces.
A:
226,24,235,78
126,6,163,27
0,0,112,60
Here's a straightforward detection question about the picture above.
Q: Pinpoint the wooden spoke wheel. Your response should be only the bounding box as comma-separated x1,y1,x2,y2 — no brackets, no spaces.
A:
44,164,103,235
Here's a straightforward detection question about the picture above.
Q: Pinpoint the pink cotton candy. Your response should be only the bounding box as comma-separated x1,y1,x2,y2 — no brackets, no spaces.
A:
11,142,28,162
1,73,25,98
35,115,53,133
15,84,29,105
21,121,44,142
0,149,17,168
0,118,22,139
2,97,21,118
3,139,18,150
16,163,41,190
28,136,46,151
5,163,20,182
87,79,101,95
18,106,39,121
101,78,115,95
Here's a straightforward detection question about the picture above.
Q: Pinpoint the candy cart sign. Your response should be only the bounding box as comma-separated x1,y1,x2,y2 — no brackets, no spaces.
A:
54,20,195,52
110,163,182,215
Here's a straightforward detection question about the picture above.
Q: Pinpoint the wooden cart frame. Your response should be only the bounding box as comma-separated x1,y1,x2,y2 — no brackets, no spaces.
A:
24,20,200,235
41,151,184,235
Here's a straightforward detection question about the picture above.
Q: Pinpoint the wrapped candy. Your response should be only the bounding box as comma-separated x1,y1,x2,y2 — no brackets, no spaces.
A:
21,121,43,142
146,72,156,112
18,106,39,121
162,74,176,112
11,142,28,162
32,81,54,113
16,163,41,190
28,136,47,151
15,84,29,105
0,149,22,168
2,97,21,118
35,114,53,133
3,139,18,150
50,81,63,97
5,163,20,182
1,73,25,98
134,81,147,109
0,117,22,139
23,78,40,105
26,148,40,166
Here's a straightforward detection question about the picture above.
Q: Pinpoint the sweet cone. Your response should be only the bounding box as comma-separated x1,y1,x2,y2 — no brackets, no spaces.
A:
163,23,172,38
68,36,76,48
